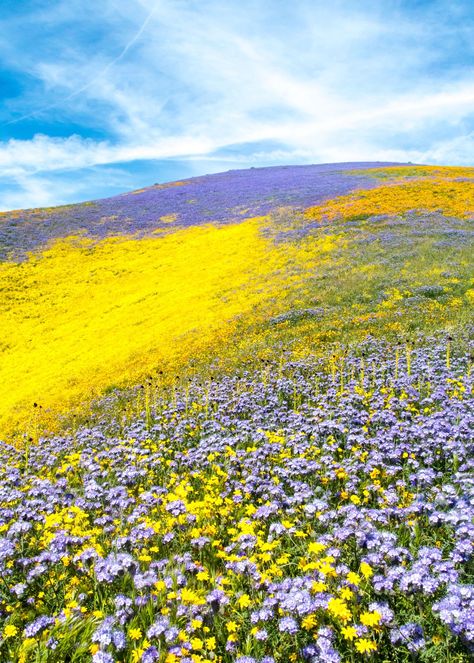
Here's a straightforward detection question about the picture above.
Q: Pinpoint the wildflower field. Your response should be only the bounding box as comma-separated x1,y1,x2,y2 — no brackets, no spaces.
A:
0,163,473,662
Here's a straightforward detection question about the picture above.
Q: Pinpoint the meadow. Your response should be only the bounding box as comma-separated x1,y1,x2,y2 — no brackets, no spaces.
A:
0,163,473,662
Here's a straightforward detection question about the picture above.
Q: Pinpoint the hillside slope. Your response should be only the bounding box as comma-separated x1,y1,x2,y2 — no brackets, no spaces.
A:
0,163,473,662
1,163,473,439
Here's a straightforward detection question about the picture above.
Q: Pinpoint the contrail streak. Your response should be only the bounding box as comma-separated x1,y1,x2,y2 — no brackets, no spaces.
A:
4,4,158,127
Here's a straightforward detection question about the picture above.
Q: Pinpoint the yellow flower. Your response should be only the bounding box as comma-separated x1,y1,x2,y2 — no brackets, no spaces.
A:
339,587,354,600
302,614,318,630
238,594,251,608
226,621,238,633
355,638,377,653
181,588,205,605
205,637,216,651
360,611,381,627
341,625,358,641
308,541,326,555
327,597,351,622
129,627,142,641
3,624,18,638
191,638,204,650
347,571,361,586
360,562,373,579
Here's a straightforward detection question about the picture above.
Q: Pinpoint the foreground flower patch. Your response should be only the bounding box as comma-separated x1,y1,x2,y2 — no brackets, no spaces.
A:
0,339,473,662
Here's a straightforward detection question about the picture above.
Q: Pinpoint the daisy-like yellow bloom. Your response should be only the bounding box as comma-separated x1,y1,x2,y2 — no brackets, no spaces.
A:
181,588,205,605
238,594,251,608
226,621,238,633
339,587,354,601
360,562,373,579
3,624,18,638
355,638,377,653
360,611,381,627
128,627,142,641
302,614,318,630
205,636,216,650
191,638,204,650
341,625,358,641
327,597,352,622
308,541,326,555
311,581,327,593
347,571,361,586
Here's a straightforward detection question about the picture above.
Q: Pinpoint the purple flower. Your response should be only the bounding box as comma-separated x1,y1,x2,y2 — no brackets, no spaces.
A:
95,553,138,582
390,623,426,652
92,653,114,663
147,616,170,638
278,616,299,634
141,647,159,662
24,615,54,638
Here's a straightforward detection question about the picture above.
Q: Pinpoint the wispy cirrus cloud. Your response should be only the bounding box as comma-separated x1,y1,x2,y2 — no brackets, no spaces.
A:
0,0,473,210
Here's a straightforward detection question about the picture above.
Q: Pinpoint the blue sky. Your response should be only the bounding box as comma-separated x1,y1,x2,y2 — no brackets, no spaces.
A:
0,0,473,210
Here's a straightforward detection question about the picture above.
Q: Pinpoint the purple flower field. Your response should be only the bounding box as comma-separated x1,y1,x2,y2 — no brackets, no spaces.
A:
0,162,403,260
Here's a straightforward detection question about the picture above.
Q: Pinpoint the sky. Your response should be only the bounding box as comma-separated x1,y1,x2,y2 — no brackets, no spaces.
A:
0,0,473,210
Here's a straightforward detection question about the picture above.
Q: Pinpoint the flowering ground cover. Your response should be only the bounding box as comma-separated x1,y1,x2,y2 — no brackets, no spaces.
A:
1,164,473,439
0,162,400,262
0,163,473,661
0,338,473,662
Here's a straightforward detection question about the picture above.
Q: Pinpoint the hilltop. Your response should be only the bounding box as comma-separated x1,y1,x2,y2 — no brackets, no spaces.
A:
1,162,402,261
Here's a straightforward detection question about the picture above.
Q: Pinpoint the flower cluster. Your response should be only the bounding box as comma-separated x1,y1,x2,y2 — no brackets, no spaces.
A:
0,339,472,661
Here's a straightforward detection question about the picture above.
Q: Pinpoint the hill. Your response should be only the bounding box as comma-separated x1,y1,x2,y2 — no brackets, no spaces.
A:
0,163,473,662
1,162,473,438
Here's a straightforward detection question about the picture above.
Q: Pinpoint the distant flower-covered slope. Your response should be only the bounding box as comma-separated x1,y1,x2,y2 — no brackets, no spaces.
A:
0,162,403,261
0,163,473,439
